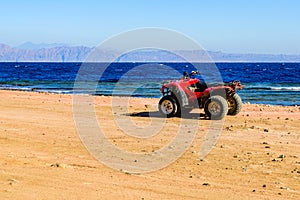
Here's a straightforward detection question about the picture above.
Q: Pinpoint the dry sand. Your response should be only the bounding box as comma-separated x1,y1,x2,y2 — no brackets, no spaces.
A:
0,90,299,199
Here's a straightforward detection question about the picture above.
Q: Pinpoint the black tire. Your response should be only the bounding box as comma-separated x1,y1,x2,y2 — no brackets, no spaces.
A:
169,90,185,118
158,95,179,118
204,96,228,120
227,93,242,115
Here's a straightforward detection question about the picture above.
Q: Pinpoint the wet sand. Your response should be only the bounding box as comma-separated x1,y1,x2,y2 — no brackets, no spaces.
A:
0,90,299,199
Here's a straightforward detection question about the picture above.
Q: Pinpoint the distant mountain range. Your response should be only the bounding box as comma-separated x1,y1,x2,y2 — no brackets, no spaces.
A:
0,43,91,62
16,42,68,50
0,43,300,62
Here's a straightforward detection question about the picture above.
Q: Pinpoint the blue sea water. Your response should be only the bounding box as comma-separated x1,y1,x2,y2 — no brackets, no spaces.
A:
0,62,299,106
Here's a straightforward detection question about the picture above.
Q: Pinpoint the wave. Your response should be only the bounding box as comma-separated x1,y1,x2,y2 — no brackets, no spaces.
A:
270,87,300,91
246,86,300,91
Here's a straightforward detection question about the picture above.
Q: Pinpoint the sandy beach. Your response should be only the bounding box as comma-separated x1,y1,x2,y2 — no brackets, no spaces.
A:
0,90,299,199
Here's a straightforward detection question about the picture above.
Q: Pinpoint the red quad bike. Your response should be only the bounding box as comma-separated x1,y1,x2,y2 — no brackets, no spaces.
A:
158,71,244,120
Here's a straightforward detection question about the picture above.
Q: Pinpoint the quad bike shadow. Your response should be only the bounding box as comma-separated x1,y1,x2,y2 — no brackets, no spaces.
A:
127,110,211,120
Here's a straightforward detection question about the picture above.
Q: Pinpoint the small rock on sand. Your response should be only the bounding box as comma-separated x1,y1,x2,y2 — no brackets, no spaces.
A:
278,154,285,159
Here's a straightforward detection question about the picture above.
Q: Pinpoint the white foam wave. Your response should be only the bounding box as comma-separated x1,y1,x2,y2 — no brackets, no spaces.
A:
270,87,300,91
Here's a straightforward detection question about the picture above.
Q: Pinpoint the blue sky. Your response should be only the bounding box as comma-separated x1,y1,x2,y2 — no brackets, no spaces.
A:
1,0,300,54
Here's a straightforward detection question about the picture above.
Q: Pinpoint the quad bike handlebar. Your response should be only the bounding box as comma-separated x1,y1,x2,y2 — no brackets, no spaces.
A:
183,70,200,79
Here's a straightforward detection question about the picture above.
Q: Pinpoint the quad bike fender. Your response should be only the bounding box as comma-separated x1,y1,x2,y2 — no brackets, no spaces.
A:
202,87,226,97
200,87,227,107
169,84,189,107
162,83,189,107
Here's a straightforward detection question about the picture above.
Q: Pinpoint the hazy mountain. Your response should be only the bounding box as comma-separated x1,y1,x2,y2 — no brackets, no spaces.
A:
16,42,68,50
0,43,92,62
0,43,300,62
207,51,300,62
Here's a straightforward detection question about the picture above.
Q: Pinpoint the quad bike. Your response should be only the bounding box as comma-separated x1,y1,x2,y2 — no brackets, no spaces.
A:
158,71,244,120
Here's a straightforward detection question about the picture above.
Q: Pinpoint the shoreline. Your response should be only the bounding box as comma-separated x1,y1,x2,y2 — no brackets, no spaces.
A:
0,90,299,199
1,88,299,107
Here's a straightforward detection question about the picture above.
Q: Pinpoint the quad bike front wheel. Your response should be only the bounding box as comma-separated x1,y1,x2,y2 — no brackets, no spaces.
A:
158,95,179,118
227,93,242,115
204,96,228,120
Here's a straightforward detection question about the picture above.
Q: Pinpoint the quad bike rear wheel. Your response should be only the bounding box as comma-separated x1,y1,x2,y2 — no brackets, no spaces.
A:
227,93,242,115
204,96,228,120
158,95,179,118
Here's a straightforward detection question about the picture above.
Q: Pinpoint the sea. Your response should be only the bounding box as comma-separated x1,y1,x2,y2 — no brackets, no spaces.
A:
0,62,299,106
